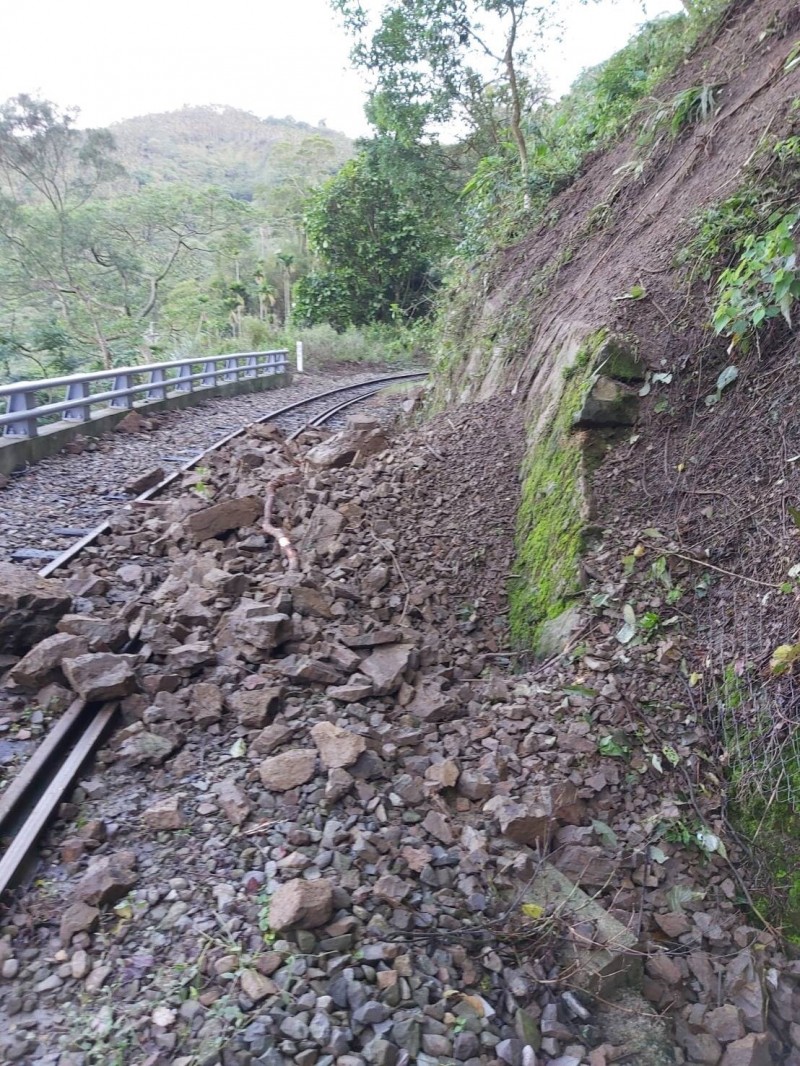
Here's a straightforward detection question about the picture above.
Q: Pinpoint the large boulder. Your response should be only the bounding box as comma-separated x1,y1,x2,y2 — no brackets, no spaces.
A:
186,496,262,543
62,653,137,701
0,564,71,655
9,632,89,689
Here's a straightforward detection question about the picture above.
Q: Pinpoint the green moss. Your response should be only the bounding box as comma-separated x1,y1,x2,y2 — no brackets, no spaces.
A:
509,342,603,649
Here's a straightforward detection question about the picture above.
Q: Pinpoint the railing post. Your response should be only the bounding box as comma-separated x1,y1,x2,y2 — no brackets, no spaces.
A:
4,391,39,437
224,357,237,382
110,373,133,409
201,360,216,387
64,380,90,423
147,366,166,401
174,363,192,393
245,354,257,379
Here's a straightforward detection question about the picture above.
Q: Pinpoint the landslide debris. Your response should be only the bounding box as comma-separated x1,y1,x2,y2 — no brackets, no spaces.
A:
0,395,796,1066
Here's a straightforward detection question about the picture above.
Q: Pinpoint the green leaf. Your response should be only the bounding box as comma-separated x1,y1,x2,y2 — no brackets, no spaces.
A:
598,734,630,758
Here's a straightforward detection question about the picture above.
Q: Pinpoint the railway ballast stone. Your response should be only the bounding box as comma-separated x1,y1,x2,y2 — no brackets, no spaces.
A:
0,563,72,654
62,652,137,701
269,877,334,930
9,631,89,689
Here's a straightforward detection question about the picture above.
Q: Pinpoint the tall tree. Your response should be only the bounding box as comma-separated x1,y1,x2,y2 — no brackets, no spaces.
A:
295,144,441,329
332,0,556,198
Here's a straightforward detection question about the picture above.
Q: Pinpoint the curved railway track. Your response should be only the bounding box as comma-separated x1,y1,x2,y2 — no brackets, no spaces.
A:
0,370,426,901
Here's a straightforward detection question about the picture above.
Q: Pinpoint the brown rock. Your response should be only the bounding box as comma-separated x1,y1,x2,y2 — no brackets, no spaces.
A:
327,678,374,702
58,614,127,652
422,810,453,845
720,1034,773,1066
424,759,460,790
59,901,100,946
684,1031,723,1064
654,911,691,938
115,410,149,433
305,421,388,469
165,641,215,671
325,768,354,803
0,564,71,655
9,633,88,688
240,968,278,1003
360,643,414,695
62,653,136,701
554,845,616,888
291,586,335,619
216,601,291,655
252,722,293,755
646,954,683,986
705,1005,745,1044
310,722,367,770
259,749,317,791
457,769,493,802
374,874,411,905
216,778,252,825
125,467,165,495
114,728,177,766
269,878,333,930
279,656,343,685
142,795,184,831
227,686,283,729
300,504,345,556
484,783,583,848
407,679,459,722
190,681,223,727
186,496,262,543
74,855,138,906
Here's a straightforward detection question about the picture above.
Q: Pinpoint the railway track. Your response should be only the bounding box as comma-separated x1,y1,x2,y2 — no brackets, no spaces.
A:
0,370,426,901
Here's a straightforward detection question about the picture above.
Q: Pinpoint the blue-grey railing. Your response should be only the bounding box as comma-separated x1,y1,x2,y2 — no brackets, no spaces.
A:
0,349,289,438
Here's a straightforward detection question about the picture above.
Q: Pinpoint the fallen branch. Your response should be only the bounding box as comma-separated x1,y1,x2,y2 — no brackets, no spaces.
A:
263,471,301,572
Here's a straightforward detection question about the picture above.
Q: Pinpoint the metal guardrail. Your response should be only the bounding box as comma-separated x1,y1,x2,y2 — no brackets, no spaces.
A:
0,349,289,438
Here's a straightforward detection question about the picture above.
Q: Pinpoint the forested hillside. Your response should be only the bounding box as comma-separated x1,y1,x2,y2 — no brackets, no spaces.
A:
0,103,353,381
111,106,352,201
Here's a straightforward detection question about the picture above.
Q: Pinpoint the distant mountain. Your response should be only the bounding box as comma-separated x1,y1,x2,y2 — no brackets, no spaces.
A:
110,105,354,200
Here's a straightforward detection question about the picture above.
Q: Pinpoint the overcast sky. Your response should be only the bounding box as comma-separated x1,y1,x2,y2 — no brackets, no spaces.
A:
1,0,682,136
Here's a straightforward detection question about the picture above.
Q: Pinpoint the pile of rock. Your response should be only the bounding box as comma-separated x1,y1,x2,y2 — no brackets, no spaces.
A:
0,399,795,1066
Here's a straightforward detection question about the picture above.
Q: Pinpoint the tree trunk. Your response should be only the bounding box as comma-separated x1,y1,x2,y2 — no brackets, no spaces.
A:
504,11,531,210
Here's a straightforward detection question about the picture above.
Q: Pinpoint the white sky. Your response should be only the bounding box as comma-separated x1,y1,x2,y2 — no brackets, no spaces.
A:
0,0,682,137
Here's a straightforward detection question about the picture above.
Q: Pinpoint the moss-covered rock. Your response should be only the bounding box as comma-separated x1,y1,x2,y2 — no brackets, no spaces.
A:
509,331,641,654
509,357,594,652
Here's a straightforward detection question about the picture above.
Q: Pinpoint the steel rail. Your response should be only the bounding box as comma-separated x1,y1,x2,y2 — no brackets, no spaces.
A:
1,371,426,902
